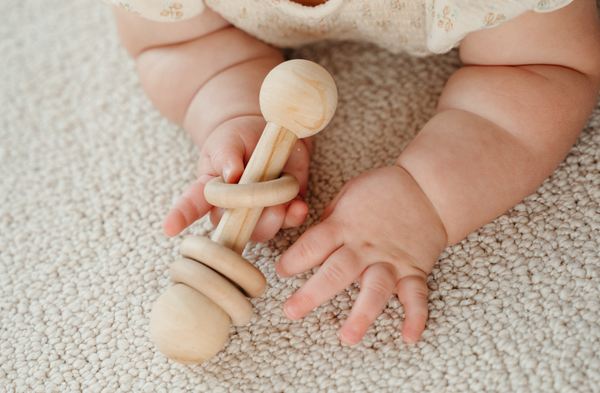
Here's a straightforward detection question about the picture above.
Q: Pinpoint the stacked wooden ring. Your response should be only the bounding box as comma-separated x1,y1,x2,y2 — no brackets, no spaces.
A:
149,60,338,365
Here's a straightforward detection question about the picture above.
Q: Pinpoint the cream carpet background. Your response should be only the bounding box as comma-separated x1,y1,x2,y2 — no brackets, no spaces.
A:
1,1,600,392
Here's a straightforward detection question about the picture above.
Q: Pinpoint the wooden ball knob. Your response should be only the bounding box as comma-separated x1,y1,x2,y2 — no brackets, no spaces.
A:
260,59,337,138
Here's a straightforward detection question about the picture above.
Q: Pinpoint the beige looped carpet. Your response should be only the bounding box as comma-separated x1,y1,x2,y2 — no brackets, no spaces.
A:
1,1,600,392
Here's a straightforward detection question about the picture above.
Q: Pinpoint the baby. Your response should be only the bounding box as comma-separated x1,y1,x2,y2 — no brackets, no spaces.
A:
111,0,600,346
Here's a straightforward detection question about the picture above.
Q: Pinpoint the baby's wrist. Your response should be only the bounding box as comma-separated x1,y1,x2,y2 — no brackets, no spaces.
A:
391,163,448,248
387,164,448,256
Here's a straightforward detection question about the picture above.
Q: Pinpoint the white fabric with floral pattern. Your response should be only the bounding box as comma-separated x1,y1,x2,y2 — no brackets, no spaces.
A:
104,0,573,54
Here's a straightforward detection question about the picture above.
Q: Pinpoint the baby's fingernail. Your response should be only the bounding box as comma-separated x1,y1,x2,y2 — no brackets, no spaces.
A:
403,331,419,344
283,302,299,320
222,164,231,183
274,261,283,275
340,328,359,346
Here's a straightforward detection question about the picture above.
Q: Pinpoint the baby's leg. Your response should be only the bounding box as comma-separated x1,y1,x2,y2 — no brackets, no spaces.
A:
113,7,312,239
113,7,279,134
398,0,600,245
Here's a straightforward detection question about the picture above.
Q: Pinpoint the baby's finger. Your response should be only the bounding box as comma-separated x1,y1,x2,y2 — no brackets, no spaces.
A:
395,275,429,344
321,186,348,221
208,205,225,228
281,198,309,229
282,247,362,321
275,219,344,277
249,204,287,243
162,174,216,237
282,138,311,198
339,263,398,345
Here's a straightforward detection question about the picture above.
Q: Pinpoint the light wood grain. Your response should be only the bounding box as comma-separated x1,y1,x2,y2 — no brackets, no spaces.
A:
260,59,337,139
211,122,298,254
204,172,299,209
180,235,267,298
149,284,230,365
170,258,254,326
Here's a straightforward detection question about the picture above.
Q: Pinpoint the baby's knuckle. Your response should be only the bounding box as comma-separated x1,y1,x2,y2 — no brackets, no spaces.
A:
197,156,213,175
408,310,429,325
367,279,391,300
407,276,429,298
296,241,317,263
322,263,347,287
210,148,229,167
351,312,372,329
297,291,317,310
266,206,285,223
179,196,200,220
413,287,428,300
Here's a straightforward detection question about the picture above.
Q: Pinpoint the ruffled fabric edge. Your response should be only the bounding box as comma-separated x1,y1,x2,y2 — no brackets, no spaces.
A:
103,0,575,55
426,0,574,54
535,0,574,13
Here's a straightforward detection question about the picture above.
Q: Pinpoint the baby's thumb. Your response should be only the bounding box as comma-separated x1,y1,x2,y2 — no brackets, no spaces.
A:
215,152,244,184
200,116,267,185
207,137,246,185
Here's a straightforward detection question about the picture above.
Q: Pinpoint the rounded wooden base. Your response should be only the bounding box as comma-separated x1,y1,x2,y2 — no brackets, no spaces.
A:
149,284,231,365
150,236,268,365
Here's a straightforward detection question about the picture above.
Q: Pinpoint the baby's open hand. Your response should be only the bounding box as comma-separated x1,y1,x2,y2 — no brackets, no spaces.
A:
162,115,312,242
275,166,447,345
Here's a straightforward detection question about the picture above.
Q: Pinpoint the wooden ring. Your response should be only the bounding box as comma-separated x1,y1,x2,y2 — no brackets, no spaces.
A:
170,258,254,326
204,172,300,209
180,235,267,298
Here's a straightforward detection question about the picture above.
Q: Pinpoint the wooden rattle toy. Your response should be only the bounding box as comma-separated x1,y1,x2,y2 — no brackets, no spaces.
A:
149,60,338,365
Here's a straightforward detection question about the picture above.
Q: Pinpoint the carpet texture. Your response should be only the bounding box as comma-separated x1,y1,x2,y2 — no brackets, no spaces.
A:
1,1,600,392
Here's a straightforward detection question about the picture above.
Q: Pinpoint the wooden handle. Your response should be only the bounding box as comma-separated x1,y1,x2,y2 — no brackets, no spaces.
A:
211,122,298,254
210,58,338,253
149,60,338,365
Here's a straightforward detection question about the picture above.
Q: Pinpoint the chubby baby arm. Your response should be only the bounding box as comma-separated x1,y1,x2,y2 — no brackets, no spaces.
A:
113,6,312,241
277,0,600,345
401,0,600,245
